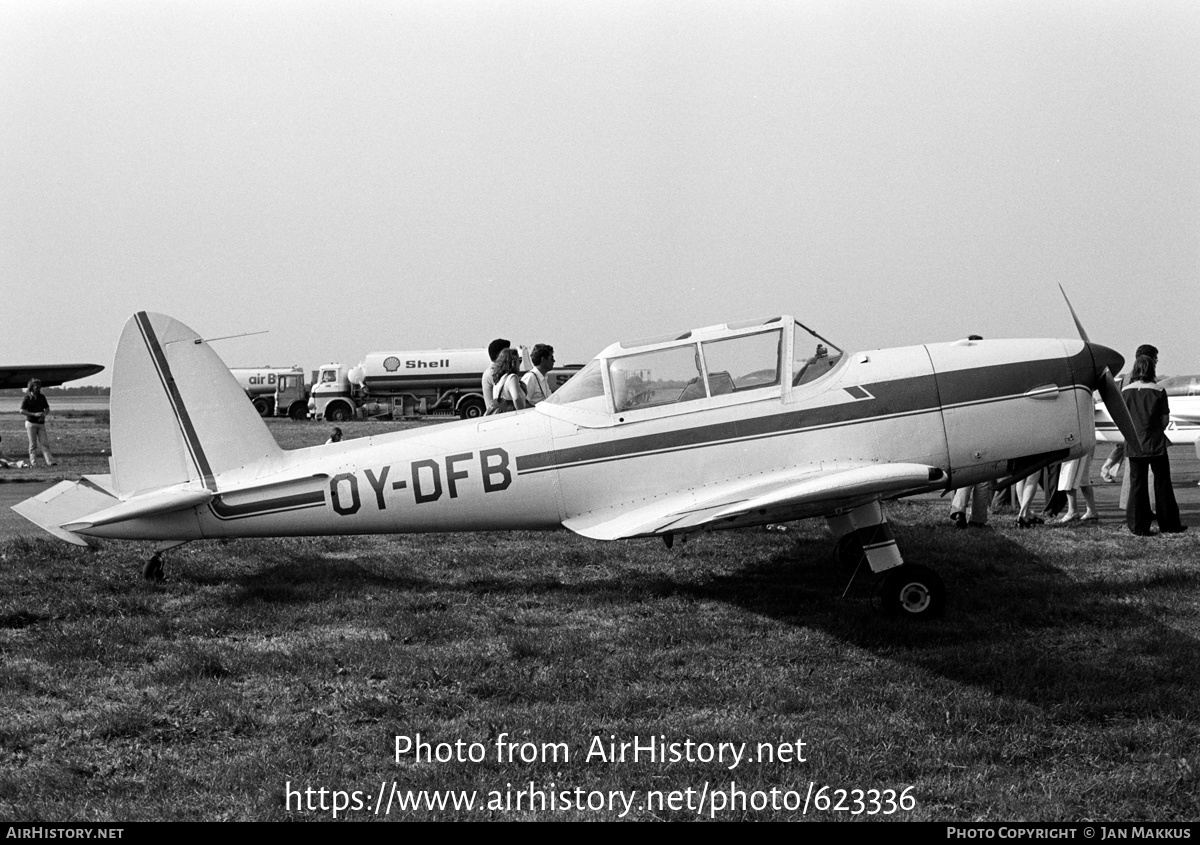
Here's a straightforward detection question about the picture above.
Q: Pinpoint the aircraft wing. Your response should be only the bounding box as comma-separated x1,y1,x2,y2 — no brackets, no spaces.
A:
1095,395,1200,444
563,462,945,541
0,363,105,390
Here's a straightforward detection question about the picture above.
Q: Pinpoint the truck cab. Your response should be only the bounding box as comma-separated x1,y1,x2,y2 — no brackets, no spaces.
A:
272,372,311,420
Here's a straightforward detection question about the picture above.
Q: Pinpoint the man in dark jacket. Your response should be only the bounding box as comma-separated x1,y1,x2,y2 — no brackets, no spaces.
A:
20,379,57,468
1122,346,1186,535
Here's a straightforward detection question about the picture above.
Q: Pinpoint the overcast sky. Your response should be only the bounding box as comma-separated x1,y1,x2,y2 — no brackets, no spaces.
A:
3,0,1198,384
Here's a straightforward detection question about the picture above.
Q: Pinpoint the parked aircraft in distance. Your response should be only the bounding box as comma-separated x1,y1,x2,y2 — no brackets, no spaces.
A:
14,302,1135,619
0,363,104,390
1094,373,1200,446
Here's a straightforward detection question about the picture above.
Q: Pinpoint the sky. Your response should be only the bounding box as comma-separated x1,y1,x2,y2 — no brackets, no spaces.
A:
3,0,1198,386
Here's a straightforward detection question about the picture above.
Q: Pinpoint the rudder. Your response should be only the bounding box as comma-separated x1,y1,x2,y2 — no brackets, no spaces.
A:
110,312,282,496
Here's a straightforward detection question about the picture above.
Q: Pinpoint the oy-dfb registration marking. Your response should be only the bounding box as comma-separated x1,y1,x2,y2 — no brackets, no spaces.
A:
329,448,512,516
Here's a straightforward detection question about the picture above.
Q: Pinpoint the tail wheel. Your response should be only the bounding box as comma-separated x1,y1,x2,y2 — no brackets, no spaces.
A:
879,564,945,619
143,554,165,582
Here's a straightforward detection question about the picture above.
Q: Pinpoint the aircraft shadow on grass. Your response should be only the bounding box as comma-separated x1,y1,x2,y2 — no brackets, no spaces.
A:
189,524,1200,722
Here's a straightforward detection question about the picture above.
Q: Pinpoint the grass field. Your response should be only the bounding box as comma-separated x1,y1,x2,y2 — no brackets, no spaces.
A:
2,417,1199,820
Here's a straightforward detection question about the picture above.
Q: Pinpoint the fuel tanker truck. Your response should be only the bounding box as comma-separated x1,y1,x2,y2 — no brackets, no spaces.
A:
309,348,581,422
230,366,311,419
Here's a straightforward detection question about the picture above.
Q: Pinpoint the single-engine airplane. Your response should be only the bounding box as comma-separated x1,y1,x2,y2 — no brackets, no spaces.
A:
0,363,104,390
14,304,1136,618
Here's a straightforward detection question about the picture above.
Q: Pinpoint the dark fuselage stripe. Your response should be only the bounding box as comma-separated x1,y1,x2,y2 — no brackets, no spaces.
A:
515,353,1090,476
135,312,217,491
210,490,326,519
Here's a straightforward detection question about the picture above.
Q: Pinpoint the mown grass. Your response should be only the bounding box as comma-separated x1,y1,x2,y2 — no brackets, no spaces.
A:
2,503,1198,821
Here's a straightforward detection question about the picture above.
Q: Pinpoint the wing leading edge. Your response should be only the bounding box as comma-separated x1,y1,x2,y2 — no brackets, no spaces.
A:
0,363,104,390
563,462,945,541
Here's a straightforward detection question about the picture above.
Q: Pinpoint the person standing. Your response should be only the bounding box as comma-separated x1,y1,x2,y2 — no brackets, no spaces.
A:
1099,442,1124,483
949,483,990,529
487,348,529,414
1123,346,1186,535
1056,451,1099,523
481,338,511,414
20,379,56,467
521,344,555,405
1013,474,1044,528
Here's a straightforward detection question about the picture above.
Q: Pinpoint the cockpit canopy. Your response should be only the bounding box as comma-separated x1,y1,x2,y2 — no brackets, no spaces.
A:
544,316,843,416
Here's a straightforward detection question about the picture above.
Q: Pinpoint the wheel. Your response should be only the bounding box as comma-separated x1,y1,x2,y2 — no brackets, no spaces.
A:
458,398,486,420
834,534,864,571
252,397,270,416
288,402,308,420
325,402,353,423
142,554,165,582
878,564,945,619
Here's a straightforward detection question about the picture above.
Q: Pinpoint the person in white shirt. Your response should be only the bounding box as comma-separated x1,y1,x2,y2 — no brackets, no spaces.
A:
521,344,555,405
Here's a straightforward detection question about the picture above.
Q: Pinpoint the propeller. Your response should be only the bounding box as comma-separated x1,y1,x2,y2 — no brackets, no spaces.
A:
1058,285,1139,445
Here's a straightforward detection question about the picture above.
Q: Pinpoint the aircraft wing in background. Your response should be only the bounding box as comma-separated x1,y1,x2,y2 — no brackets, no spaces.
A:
1094,383,1200,445
0,363,105,390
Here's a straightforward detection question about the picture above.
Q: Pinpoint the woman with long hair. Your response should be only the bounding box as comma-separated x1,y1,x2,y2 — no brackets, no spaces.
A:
488,348,529,414
1123,348,1186,535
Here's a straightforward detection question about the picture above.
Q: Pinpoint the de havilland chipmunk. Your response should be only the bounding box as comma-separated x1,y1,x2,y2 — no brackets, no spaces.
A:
14,301,1137,619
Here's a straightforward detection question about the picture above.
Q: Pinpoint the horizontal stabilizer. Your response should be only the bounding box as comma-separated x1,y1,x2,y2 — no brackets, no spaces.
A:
62,486,214,532
12,480,120,546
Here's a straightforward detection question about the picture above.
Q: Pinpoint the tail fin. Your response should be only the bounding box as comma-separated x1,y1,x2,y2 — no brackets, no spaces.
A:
110,312,282,496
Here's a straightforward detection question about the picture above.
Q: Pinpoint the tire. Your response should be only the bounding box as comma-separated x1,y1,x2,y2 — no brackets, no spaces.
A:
252,397,270,416
288,402,308,421
142,555,164,582
878,564,946,619
325,403,353,423
458,398,486,420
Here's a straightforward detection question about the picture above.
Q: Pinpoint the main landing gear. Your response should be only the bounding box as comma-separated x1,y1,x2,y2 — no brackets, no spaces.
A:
826,501,946,619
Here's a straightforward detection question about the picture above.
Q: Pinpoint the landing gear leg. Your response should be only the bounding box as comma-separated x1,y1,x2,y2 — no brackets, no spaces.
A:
141,540,190,582
826,500,946,619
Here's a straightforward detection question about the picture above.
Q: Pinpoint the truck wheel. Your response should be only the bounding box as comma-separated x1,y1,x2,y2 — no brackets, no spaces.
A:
325,403,353,423
458,398,486,419
252,398,270,416
288,402,308,421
